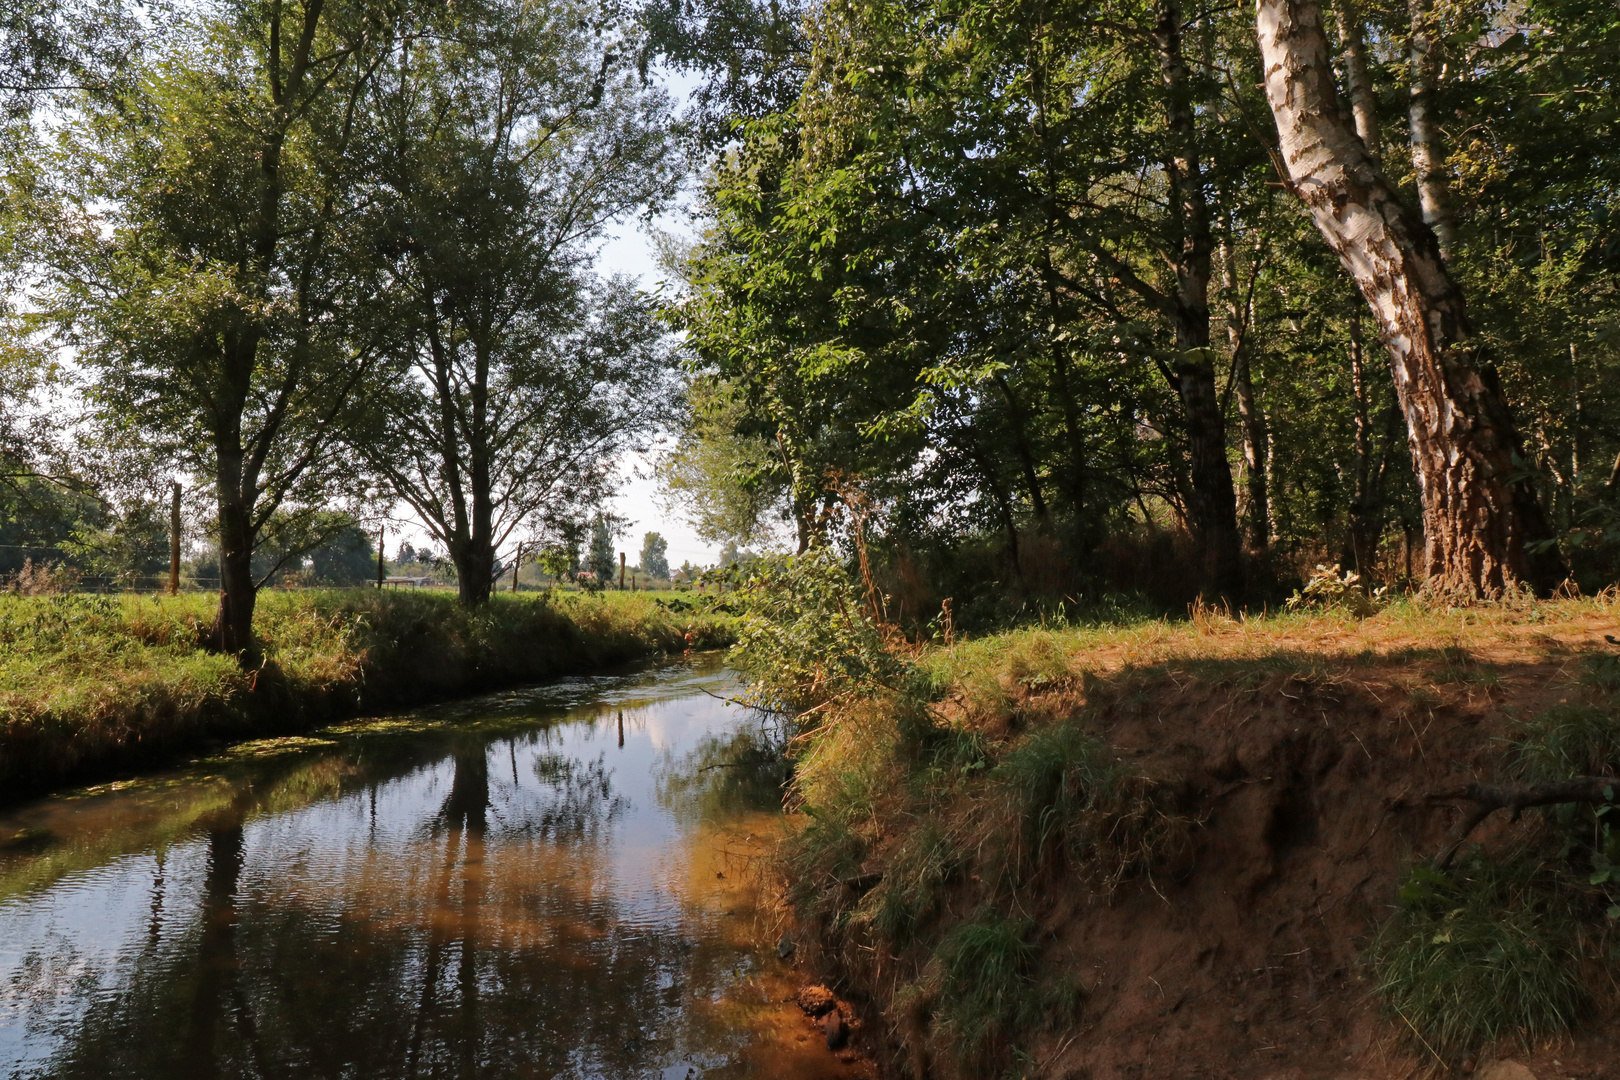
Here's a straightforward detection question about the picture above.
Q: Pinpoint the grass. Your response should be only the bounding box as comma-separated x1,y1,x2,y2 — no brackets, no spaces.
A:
0,588,734,794
1373,857,1589,1063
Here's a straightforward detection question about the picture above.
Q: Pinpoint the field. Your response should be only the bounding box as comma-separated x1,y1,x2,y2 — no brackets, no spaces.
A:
1,588,734,794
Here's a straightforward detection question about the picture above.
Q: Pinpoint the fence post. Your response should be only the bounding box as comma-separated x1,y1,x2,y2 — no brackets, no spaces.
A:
168,482,182,595
377,527,386,590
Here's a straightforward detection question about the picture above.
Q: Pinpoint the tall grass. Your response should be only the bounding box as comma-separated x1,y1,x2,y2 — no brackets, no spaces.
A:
1,589,733,793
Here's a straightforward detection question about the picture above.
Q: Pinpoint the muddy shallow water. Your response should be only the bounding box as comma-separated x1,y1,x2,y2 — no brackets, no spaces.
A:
0,656,862,1080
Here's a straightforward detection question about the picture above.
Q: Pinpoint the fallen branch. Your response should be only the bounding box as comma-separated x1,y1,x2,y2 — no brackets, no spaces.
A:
1428,777,1618,868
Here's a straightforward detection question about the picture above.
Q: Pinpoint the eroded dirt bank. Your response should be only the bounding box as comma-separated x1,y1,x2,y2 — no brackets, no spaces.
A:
775,612,1620,1080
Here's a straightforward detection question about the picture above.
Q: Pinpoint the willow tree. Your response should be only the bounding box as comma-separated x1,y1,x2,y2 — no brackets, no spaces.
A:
1254,0,1565,596
359,0,678,605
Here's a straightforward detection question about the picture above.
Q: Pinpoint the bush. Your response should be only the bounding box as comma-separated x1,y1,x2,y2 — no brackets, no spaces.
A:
729,546,906,716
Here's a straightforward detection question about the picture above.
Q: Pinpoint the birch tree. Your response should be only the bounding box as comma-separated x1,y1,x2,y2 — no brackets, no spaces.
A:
1253,0,1565,597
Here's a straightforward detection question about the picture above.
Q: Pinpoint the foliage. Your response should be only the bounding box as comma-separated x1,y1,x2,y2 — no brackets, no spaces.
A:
1285,564,1387,618
728,545,906,715
589,513,620,584
638,530,670,580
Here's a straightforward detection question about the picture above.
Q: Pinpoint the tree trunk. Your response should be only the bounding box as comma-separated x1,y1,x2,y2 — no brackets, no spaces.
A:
992,373,1050,523
1406,0,1456,259
455,541,495,606
1255,0,1566,597
1222,238,1271,550
1329,0,1380,154
1041,249,1088,520
1158,0,1243,601
213,443,259,665
1347,311,1379,574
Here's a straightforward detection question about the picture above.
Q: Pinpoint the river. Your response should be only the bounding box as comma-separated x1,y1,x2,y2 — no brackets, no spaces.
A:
0,656,864,1080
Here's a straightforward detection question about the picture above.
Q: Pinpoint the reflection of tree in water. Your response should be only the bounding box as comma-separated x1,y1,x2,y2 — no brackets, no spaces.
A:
657,722,793,826
518,752,628,840
35,733,752,1079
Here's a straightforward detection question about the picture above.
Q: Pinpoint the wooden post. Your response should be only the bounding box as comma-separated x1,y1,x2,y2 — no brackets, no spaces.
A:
376,527,386,590
168,481,182,595
619,552,626,591
511,543,522,593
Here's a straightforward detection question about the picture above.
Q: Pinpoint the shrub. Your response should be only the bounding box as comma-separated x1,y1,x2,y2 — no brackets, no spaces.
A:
729,546,906,716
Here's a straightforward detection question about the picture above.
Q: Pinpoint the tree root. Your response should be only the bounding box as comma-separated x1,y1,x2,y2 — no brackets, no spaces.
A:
1428,777,1618,868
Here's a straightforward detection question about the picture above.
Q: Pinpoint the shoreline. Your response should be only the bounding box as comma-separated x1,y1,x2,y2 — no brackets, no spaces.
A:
1,589,736,803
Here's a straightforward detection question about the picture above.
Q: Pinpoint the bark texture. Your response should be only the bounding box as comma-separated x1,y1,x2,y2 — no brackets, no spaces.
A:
1254,0,1565,597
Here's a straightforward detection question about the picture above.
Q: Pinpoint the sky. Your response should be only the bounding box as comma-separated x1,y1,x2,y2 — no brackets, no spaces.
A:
593,213,718,571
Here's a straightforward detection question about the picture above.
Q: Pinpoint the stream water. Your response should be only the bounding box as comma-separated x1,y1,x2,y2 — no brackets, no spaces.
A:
0,656,863,1080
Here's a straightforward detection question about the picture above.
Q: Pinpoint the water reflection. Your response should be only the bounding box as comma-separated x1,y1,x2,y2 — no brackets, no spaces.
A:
0,659,865,1080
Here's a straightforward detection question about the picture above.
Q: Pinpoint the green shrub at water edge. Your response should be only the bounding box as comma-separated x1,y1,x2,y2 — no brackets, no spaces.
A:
728,547,907,716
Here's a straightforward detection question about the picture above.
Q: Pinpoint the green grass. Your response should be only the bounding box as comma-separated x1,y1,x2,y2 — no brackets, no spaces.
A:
1372,857,1588,1063
0,588,734,793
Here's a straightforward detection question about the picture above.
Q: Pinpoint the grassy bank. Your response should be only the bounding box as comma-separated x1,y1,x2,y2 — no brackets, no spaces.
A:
751,586,1620,1079
1,588,734,795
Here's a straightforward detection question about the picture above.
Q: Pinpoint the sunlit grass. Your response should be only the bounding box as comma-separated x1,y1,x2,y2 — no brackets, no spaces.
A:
0,588,735,791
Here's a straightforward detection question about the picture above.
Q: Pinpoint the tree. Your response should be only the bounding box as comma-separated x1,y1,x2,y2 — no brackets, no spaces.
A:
308,525,378,586
356,0,679,605
1254,0,1565,597
589,513,618,583
48,0,395,659
639,530,669,580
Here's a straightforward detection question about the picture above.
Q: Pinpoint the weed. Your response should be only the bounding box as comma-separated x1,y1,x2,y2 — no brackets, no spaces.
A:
1372,856,1587,1062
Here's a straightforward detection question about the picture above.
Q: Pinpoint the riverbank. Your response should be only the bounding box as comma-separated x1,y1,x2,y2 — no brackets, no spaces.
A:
0,589,735,797
766,596,1620,1080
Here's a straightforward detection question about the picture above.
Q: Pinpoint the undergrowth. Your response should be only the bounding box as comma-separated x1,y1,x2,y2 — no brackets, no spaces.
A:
0,589,733,793
1373,649,1620,1063
1374,856,1590,1062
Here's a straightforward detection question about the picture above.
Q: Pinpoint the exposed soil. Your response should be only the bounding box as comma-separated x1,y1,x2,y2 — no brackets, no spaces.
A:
805,632,1620,1079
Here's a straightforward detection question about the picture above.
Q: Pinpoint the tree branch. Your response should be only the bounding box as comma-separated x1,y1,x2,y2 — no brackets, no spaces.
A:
1428,777,1618,868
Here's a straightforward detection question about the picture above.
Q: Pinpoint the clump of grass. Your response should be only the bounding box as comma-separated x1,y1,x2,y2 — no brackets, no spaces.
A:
992,720,1116,871
1372,857,1587,1062
857,819,959,948
988,718,1183,892
1513,703,1620,781
929,907,1040,1070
